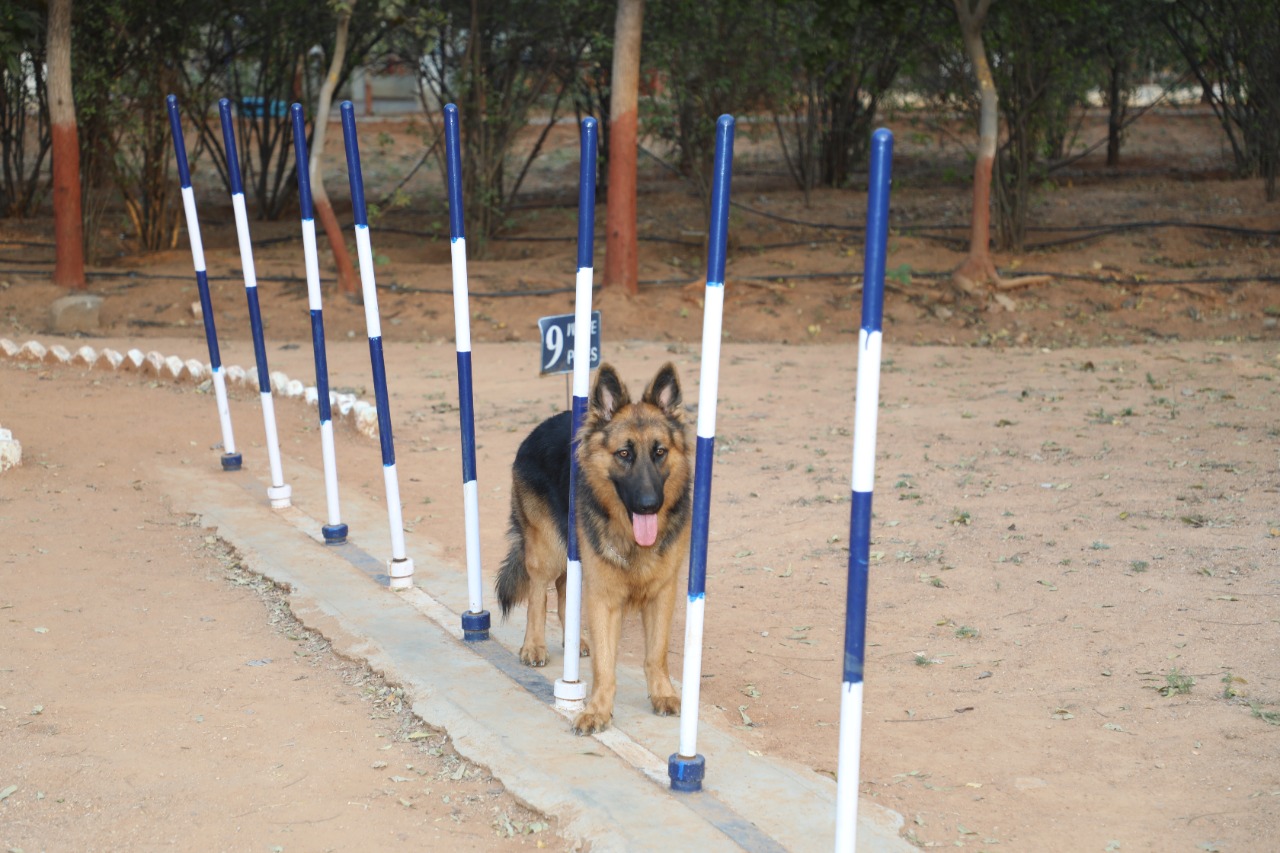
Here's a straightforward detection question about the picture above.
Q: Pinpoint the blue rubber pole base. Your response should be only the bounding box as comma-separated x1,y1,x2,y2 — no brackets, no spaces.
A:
220,453,243,471
321,523,348,544
461,610,490,642
667,753,705,792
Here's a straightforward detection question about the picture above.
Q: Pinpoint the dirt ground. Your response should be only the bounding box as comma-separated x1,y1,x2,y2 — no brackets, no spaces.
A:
0,368,571,850
2,105,1279,850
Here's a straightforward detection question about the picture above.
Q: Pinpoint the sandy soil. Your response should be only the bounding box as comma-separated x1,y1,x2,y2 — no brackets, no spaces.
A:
0,363,569,850
2,106,1279,850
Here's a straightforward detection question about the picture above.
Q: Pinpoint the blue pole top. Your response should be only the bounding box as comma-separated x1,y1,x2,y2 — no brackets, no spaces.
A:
289,104,315,222
339,101,369,228
862,128,894,334
705,115,735,286
576,117,598,270
166,95,193,189
444,103,465,242
217,98,245,197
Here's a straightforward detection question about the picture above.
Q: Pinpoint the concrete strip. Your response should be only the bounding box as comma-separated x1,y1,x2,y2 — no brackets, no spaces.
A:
305,464,912,851
155,459,912,852
158,463,743,852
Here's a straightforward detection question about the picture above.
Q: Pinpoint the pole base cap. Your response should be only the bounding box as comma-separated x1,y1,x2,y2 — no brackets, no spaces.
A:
267,483,292,509
220,452,242,471
668,753,705,792
554,678,587,711
461,610,490,641
388,557,414,590
321,523,348,544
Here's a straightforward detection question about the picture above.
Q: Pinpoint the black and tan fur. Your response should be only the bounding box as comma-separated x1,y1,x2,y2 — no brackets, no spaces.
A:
496,363,692,735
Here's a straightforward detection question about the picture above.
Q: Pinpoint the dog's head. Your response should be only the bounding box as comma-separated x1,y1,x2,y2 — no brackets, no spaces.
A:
580,363,689,548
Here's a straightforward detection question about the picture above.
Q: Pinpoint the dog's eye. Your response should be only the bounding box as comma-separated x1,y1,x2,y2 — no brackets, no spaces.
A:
616,448,631,461
654,446,667,459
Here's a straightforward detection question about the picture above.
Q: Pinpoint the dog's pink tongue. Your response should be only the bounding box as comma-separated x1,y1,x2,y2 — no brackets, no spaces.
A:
632,513,659,547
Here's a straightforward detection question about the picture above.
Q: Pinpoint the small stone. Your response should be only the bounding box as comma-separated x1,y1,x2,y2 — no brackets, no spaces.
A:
0,427,21,472
49,294,104,333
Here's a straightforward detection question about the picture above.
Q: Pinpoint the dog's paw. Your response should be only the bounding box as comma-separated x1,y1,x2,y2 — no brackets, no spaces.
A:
519,644,549,667
570,710,611,736
650,694,680,717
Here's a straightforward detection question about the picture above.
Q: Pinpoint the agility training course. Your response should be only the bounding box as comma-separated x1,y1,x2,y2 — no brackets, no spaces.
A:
7,59,1277,850
7,4,1280,847
148,95,900,850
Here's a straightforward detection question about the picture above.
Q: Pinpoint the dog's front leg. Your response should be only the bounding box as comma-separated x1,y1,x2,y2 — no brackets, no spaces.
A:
641,578,680,716
572,580,623,735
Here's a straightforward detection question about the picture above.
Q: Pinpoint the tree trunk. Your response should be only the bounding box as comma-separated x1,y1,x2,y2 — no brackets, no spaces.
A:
952,0,998,294
311,2,358,296
605,0,643,295
1106,55,1125,168
47,0,85,289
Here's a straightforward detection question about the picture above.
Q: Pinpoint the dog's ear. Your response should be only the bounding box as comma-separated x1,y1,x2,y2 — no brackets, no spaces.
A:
642,363,682,416
590,364,630,421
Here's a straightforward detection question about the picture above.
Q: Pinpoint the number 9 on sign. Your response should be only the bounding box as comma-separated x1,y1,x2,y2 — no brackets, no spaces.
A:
543,324,564,371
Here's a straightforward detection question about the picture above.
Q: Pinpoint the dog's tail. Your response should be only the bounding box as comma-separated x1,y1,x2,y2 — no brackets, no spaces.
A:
494,512,529,619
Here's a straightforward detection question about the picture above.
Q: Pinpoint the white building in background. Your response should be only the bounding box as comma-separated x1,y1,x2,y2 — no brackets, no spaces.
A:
344,64,431,117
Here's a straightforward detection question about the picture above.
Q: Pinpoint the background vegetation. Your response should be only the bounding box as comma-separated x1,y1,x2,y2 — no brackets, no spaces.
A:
2,0,1277,255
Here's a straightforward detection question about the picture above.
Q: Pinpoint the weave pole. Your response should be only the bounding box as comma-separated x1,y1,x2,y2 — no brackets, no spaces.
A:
340,101,415,590
217,99,291,508
555,116,598,712
166,95,241,471
289,103,347,544
669,114,735,793
835,127,894,853
442,103,490,641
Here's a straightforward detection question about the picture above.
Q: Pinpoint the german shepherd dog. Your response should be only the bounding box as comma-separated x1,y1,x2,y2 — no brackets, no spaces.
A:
496,363,692,735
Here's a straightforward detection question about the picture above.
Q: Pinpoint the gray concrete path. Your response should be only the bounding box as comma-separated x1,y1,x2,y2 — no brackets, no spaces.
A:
155,459,911,852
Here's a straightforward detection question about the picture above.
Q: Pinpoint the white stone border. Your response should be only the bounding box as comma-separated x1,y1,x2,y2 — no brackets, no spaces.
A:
0,337,381,440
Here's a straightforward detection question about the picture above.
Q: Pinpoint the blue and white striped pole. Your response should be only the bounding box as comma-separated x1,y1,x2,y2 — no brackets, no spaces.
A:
555,116,598,712
669,114,735,793
218,99,291,508
290,103,347,544
443,104,490,641
340,101,415,591
835,127,893,853
166,95,241,472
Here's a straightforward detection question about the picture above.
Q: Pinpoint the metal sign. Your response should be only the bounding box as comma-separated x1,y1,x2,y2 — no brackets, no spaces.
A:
538,310,601,376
